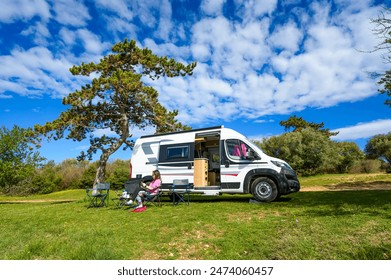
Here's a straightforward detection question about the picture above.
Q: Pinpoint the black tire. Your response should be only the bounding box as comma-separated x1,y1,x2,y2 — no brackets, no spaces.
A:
251,177,278,202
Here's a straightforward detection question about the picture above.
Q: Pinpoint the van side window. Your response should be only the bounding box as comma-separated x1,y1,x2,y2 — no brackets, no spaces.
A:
226,139,258,160
166,145,189,160
159,142,194,163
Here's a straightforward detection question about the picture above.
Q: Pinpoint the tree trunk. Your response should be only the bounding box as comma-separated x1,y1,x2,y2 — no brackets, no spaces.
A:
93,114,130,187
94,152,110,187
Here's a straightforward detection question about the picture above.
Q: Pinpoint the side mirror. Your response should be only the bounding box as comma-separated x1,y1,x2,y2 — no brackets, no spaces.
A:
247,151,255,161
225,160,230,168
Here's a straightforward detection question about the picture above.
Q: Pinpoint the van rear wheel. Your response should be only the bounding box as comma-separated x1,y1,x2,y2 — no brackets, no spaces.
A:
251,177,278,202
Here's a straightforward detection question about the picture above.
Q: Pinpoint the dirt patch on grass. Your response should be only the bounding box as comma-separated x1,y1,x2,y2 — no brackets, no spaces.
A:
302,182,391,192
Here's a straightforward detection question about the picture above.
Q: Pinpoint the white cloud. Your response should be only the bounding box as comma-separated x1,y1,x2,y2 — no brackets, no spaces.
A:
95,0,134,20
59,28,76,46
77,29,110,54
21,21,50,45
133,1,161,28
0,46,77,98
142,39,191,61
0,93,13,99
180,1,383,123
154,0,173,41
104,16,138,41
332,119,391,141
52,0,91,26
235,0,278,21
269,22,303,53
0,0,387,129
0,0,50,23
200,0,226,16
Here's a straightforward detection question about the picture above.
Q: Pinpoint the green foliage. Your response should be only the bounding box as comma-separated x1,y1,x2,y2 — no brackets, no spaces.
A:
259,128,332,175
106,159,130,188
257,116,365,175
280,115,338,137
365,132,391,171
57,159,89,190
258,128,364,176
79,161,99,188
350,159,383,173
371,8,391,106
31,161,63,194
334,142,365,173
1,158,131,195
35,39,195,185
0,125,45,194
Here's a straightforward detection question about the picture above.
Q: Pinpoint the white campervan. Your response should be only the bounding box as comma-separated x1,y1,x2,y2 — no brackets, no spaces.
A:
131,126,300,202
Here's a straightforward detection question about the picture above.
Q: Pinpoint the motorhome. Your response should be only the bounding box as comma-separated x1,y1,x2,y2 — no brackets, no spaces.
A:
131,126,300,202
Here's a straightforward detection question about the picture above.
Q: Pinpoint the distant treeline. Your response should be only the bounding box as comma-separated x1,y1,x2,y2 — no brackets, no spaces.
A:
2,159,130,196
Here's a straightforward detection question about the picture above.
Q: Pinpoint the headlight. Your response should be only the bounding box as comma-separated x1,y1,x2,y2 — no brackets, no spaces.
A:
271,160,282,167
271,160,292,170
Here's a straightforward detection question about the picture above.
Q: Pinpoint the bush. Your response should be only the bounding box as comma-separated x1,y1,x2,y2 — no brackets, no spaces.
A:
106,159,130,188
350,159,382,173
30,161,62,194
78,161,98,188
58,159,89,190
0,125,45,195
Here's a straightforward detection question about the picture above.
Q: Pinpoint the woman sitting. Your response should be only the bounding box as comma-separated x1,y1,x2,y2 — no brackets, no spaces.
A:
134,170,161,209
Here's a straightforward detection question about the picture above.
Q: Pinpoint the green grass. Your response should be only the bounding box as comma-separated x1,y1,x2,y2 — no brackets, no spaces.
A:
299,173,391,188
0,174,390,260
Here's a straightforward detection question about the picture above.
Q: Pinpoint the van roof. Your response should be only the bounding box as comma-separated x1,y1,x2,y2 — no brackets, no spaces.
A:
140,125,224,139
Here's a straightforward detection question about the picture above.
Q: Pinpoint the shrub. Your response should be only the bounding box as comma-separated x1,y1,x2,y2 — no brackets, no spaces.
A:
58,159,89,189
350,159,382,173
30,161,62,194
79,161,98,188
106,159,130,188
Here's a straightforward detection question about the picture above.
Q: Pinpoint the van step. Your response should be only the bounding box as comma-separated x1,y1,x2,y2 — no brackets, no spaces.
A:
194,186,221,191
202,190,221,196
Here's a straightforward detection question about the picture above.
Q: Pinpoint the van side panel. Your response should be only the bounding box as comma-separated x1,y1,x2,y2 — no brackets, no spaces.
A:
132,140,160,177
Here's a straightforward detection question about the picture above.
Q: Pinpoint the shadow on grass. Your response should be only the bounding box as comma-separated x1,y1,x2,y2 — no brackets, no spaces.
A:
154,190,391,219
289,190,391,219
0,200,76,205
292,190,391,206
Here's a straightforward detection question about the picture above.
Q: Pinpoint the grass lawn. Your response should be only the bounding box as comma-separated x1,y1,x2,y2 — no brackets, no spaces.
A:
0,174,390,260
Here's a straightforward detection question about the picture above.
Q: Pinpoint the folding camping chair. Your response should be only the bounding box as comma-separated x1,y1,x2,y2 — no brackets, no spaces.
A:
170,179,192,206
144,189,163,207
86,182,110,207
112,179,143,209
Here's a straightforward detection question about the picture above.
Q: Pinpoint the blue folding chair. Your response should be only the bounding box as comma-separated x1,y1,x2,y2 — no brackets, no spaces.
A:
170,179,192,206
86,182,110,207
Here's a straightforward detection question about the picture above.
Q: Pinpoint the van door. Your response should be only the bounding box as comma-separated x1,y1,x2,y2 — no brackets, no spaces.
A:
221,139,257,191
194,132,221,187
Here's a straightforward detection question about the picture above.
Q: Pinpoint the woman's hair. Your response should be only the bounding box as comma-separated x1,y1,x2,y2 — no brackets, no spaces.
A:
152,170,161,180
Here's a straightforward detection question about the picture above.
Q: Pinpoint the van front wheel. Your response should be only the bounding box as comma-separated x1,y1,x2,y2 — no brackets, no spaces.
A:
251,177,278,202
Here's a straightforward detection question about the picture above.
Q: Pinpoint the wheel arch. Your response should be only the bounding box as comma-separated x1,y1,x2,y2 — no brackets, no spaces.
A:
244,169,281,195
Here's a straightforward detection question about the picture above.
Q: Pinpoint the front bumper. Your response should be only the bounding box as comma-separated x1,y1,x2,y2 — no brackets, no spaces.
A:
280,167,300,194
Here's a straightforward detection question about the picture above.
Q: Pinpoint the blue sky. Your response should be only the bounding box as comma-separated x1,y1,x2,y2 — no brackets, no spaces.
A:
1,0,391,163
